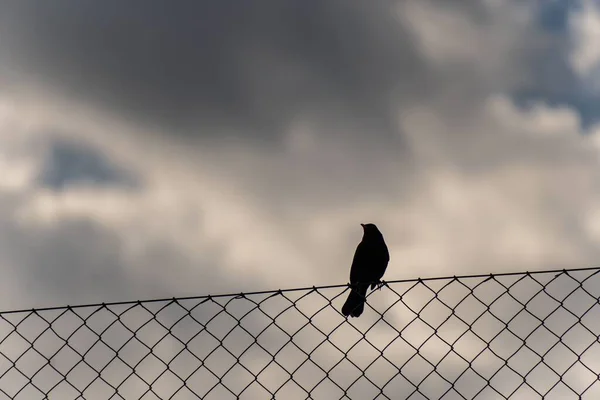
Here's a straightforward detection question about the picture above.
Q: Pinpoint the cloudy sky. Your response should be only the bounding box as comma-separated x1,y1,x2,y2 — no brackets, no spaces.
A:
1,0,600,311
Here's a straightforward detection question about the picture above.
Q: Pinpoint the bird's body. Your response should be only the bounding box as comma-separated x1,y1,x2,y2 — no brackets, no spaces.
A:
342,223,389,318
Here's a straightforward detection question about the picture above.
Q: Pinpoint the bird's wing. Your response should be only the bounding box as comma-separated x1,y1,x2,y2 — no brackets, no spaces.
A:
375,242,390,277
349,241,366,284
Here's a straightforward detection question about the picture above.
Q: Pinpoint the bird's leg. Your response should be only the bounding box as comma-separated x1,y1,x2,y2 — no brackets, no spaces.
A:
375,280,386,291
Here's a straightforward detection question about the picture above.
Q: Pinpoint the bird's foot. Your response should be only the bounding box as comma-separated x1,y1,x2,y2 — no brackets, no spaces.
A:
375,280,386,291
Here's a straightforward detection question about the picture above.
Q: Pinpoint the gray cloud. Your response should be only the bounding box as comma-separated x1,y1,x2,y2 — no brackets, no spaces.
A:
0,0,555,225
0,0,427,143
0,0,544,148
0,0,597,309
0,199,272,310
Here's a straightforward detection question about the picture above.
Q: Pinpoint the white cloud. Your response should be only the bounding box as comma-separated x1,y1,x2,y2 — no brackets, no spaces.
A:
396,92,600,275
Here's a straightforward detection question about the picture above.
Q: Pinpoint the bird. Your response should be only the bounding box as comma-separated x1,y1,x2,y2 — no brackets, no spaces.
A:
341,223,390,318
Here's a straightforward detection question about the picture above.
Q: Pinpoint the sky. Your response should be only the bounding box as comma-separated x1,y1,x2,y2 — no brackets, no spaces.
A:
1,0,600,311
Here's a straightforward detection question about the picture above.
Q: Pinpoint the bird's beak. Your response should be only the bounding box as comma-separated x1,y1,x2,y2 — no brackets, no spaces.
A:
360,223,365,228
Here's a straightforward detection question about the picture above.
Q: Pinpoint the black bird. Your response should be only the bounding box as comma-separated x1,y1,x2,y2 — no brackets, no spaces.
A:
341,223,390,318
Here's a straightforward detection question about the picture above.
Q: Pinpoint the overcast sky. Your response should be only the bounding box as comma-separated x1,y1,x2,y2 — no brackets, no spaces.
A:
1,0,600,311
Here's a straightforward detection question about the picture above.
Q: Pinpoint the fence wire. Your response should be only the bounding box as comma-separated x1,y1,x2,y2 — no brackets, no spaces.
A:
1,267,600,399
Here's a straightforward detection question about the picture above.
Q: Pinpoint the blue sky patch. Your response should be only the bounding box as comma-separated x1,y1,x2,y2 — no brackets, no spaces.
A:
38,138,140,191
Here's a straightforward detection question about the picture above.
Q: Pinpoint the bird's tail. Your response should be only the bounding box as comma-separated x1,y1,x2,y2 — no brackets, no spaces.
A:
341,283,369,318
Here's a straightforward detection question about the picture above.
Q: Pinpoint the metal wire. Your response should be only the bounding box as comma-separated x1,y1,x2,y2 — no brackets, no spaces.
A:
1,267,600,399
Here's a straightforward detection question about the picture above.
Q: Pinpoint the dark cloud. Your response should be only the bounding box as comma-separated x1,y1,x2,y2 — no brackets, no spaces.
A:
0,0,434,143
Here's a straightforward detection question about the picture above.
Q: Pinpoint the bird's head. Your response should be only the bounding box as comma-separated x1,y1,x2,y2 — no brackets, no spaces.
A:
360,223,381,235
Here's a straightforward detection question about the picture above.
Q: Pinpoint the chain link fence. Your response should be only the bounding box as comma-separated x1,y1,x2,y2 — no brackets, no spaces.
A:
1,267,600,399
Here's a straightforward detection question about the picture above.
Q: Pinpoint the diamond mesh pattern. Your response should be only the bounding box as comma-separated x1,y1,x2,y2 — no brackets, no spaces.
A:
1,267,600,399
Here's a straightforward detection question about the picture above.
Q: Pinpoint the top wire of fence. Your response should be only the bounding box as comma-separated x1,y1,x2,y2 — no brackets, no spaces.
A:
1,266,600,399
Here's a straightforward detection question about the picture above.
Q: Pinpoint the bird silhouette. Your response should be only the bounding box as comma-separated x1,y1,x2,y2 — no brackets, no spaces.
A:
341,223,389,318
